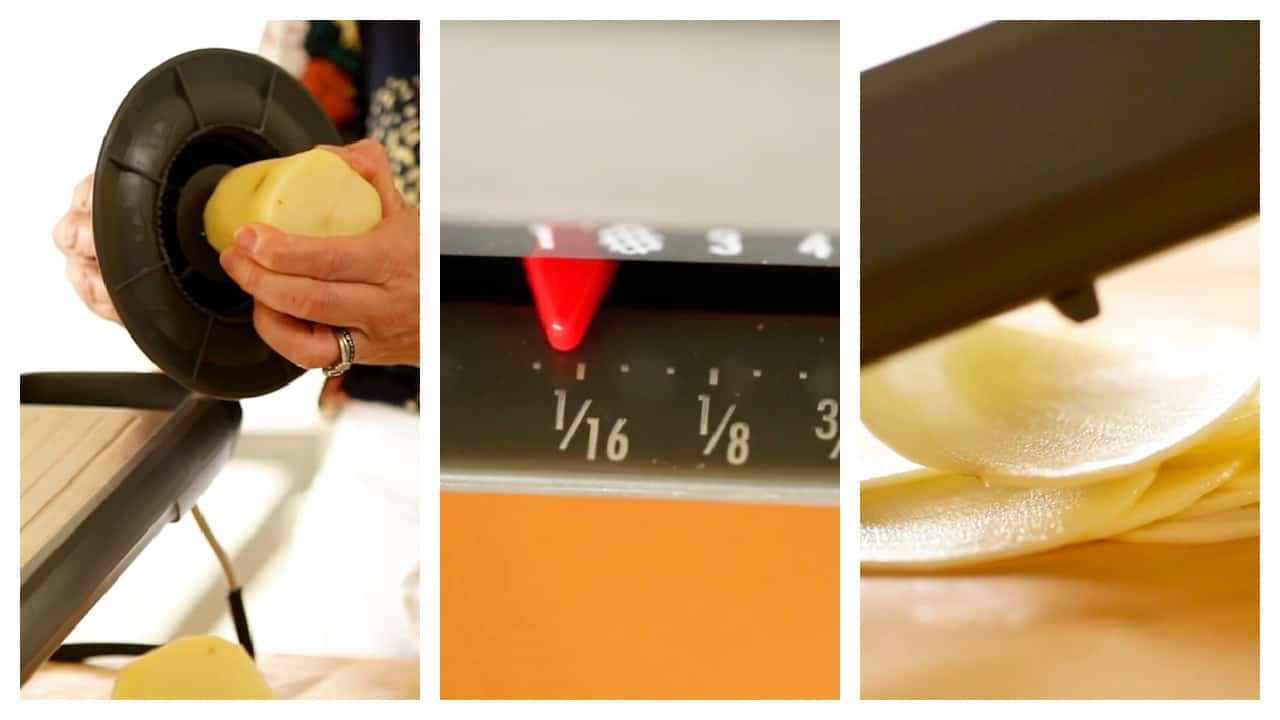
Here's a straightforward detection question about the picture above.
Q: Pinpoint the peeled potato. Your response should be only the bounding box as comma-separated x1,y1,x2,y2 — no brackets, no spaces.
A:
204,147,382,252
1116,505,1260,544
861,313,1257,487
861,468,1154,570
111,635,275,700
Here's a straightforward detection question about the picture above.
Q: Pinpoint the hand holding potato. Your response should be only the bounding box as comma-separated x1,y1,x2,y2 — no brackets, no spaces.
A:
219,139,420,369
53,174,120,323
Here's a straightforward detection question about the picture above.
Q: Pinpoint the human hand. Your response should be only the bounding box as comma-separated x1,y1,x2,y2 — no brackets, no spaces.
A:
219,139,420,369
53,174,120,323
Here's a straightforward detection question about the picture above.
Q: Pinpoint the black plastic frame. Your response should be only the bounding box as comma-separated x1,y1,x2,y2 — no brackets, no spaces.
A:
442,255,839,316
19,372,241,685
440,303,839,505
861,21,1259,365
93,48,342,399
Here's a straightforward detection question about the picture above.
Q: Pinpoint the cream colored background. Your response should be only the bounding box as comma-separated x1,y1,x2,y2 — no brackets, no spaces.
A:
441,20,839,232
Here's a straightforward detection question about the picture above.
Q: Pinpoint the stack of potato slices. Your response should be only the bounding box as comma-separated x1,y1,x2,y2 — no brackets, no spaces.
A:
860,304,1259,571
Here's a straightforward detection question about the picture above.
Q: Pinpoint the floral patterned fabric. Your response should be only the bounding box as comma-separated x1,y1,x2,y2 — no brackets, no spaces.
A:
260,20,420,415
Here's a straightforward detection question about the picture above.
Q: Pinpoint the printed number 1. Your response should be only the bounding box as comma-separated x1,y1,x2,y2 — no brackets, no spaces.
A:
530,223,555,250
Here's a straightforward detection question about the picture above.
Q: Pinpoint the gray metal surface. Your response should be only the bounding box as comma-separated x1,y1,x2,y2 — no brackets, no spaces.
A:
441,20,839,233
441,304,839,505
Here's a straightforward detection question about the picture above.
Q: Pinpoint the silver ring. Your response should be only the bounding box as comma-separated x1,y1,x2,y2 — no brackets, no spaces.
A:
323,327,356,377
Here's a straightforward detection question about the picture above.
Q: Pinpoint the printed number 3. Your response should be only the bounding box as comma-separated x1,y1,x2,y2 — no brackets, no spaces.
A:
815,398,838,440
707,228,743,256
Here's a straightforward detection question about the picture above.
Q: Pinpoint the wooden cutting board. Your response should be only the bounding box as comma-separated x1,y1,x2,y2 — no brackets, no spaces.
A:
862,538,1258,699
20,404,169,576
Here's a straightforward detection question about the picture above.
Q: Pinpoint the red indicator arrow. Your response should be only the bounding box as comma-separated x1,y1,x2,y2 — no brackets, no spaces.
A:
523,224,619,351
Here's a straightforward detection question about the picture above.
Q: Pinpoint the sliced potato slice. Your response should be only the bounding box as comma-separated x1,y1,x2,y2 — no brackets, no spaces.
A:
1168,458,1259,520
1115,505,1259,544
858,420,935,488
862,313,1257,487
1085,455,1246,538
1175,388,1259,462
862,469,1155,570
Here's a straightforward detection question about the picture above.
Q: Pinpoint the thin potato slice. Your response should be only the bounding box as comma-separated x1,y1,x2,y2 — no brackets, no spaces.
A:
862,469,1155,570
1115,505,1259,544
1085,455,1246,538
1168,458,1259,520
859,420,936,488
1175,388,1259,462
862,313,1257,487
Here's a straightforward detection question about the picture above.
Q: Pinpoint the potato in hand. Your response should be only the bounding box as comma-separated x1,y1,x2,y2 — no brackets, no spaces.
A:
203,147,382,253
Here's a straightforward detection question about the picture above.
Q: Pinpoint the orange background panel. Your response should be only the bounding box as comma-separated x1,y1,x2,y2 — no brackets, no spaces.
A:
440,491,839,699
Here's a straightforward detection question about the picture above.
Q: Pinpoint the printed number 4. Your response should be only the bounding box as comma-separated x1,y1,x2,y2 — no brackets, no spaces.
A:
798,232,833,260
